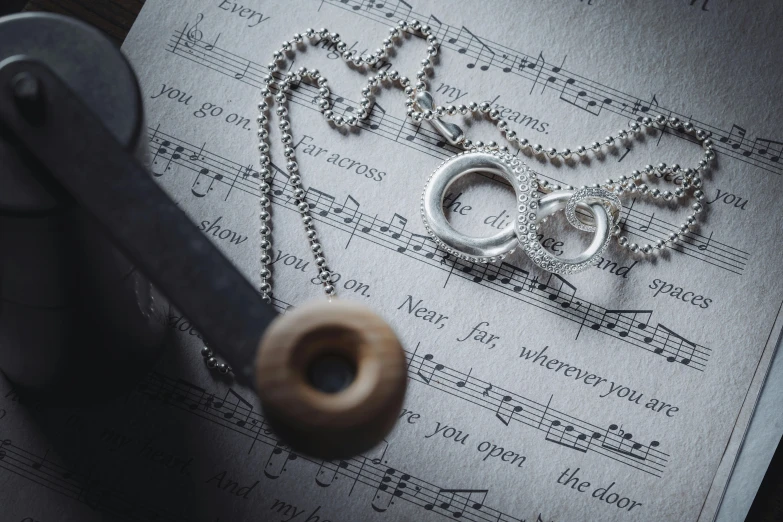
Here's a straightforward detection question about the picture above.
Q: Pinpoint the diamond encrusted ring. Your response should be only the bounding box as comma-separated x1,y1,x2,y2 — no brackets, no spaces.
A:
517,189,612,275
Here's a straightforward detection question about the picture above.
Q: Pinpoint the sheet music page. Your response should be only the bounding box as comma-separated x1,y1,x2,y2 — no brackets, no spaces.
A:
2,1,783,521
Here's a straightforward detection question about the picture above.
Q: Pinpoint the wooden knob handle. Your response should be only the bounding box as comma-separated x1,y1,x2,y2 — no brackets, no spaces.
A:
254,300,407,459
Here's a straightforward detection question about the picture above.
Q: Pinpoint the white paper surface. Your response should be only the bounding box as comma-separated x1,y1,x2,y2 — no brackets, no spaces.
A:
2,1,782,521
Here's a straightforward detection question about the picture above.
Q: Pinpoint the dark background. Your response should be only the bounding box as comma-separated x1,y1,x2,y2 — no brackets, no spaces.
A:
0,0,781,520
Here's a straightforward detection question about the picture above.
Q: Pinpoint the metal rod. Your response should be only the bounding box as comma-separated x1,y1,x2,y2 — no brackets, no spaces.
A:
0,57,274,386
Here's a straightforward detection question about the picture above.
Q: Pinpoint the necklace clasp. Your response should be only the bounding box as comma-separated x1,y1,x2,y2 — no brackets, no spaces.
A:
415,91,464,146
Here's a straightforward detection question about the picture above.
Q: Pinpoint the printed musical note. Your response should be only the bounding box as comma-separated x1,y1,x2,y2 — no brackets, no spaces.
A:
145,127,718,371
380,213,407,239
368,102,386,130
272,171,293,201
412,354,439,384
126,360,672,522
498,262,528,292
447,24,463,45
698,231,713,251
315,461,339,487
495,395,523,426
396,230,427,254
574,301,594,339
189,142,205,161
425,489,488,518
239,164,253,181
558,79,591,115
425,14,445,39
557,76,610,116
601,424,659,461
593,310,652,338
632,94,659,116
161,144,184,175
400,121,420,144
456,368,472,388
544,420,590,453
170,145,184,161
334,96,356,119
140,356,669,492
477,262,501,284
542,273,576,308
458,27,495,71
371,467,406,512
306,188,336,216
753,137,783,162
203,32,221,51
527,52,546,94
468,263,491,284
360,214,378,234
406,232,433,257
339,196,363,249
264,441,297,479
719,124,753,156
234,59,250,80
150,139,170,176
647,324,697,364
551,55,567,74
334,195,361,224
380,0,411,19
166,8,783,180
191,168,214,197
499,53,519,73
155,140,170,156
217,389,253,424
639,212,655,232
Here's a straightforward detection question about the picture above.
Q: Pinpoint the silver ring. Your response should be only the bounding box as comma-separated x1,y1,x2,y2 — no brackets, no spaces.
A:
421,148,539,263
516,190,611,275
565,187,622,232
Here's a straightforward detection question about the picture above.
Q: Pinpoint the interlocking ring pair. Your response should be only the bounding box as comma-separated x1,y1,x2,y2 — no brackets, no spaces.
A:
421,148,621,275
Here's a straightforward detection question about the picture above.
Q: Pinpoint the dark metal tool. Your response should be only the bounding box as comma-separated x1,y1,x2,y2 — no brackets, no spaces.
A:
0,13,406,459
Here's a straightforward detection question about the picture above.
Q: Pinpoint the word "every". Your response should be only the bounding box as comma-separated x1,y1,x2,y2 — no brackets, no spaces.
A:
216,1,270,28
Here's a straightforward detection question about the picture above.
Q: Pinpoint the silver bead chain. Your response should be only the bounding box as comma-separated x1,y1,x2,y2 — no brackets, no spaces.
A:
200,345,231,375
202,19,715,373
254,22,442,305
450,105,713,255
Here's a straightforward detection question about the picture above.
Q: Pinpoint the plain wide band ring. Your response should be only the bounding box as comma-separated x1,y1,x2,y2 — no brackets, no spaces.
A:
421,148,539,263
517,190,612,275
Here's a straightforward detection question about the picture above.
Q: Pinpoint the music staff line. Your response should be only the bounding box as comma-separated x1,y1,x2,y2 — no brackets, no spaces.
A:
324,0,783,176
404,345,668,477
166,28,455,159
147,125,712,371
134,372,528,522
165,26,748,275
0,439,188,522
273,296,669,477
618,201,747,274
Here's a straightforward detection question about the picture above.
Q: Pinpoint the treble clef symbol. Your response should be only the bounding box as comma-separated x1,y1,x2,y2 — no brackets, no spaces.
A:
185,13,204,48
